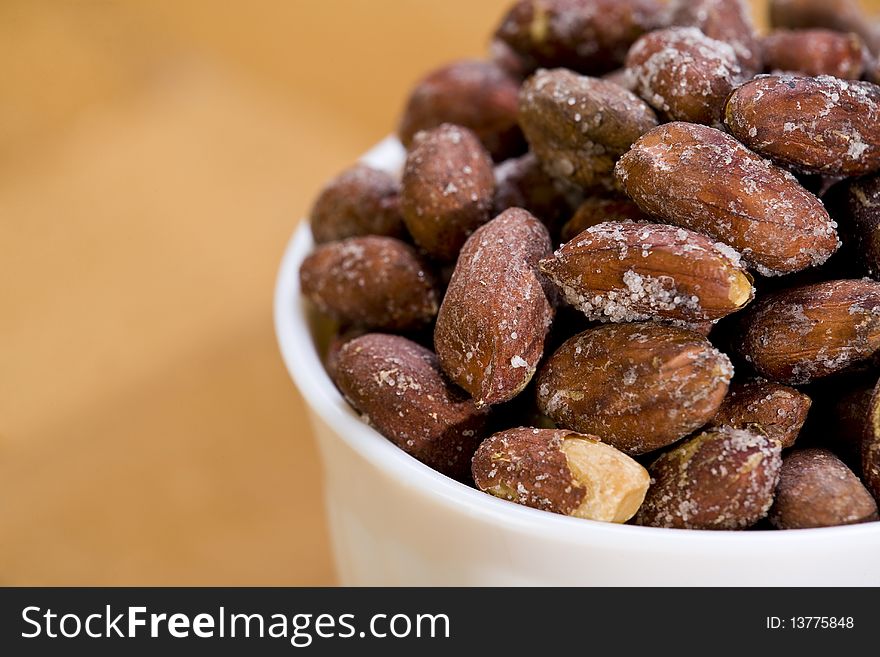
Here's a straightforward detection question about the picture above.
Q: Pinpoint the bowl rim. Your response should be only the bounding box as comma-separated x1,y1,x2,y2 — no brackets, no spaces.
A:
273,136,880,549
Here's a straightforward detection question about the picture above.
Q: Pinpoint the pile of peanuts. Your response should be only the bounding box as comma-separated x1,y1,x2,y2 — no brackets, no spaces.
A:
299,0,880,530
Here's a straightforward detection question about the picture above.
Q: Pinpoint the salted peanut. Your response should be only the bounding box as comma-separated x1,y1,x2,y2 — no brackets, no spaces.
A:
726,75,880,177
626,27,744,127
560,197,645,242
825,174,880,278
535,323,733,455
472,428,650,522
398,60,525,161
335,334,488,480
400,124,496,261
769,0,880,55
635,427,782,529
435,209,554,406
761,30,865,79
309,164,406,244
615,122,839,277
736,280,880,385
299,236,438,330
492,153,583,236
864,381,880,502
494,0,666,76
540,221,754,324
519,68,658,189
708,380,811,449
670,0,762,75
769,449,878,528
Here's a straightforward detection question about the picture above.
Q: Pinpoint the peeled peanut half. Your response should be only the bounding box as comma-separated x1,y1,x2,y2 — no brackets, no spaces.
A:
472,427,650,523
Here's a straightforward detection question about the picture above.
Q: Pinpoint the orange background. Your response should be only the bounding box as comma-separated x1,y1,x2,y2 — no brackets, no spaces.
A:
0,0,877,585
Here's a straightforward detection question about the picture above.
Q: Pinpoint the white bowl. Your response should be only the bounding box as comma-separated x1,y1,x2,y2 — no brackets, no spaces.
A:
274,137,880,586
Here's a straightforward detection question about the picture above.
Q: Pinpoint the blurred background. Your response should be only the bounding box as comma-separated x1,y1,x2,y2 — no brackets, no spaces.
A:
0,0,876,585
